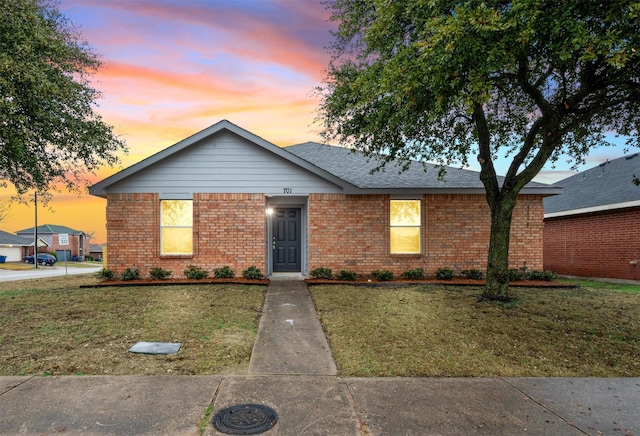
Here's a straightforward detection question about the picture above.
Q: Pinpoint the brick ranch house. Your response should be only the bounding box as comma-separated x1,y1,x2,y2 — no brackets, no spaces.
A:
544,153,640,280
89,120,560,278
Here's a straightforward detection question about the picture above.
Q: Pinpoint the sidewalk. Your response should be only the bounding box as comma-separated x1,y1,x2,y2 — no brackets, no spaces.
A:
0,277,638,435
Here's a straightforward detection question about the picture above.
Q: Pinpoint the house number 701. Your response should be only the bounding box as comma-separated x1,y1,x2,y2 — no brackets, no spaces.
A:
283,187,293,194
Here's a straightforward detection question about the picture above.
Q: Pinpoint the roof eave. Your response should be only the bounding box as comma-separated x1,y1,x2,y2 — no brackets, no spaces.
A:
342,186,562,195
545,199,640,219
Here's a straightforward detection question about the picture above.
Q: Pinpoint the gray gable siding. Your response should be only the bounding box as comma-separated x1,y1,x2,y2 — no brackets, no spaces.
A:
103,131,342,196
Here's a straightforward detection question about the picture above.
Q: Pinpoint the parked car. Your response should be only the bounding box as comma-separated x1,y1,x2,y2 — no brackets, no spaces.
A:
23,253,57,266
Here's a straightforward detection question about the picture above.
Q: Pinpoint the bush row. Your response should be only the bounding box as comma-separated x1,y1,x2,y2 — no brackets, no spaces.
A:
96,265,556,282
95,265,265,281
309,267,557,282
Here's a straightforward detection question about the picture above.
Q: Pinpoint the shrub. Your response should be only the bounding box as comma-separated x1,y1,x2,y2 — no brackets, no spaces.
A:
85,255,94,261
95,268,115,281
184,265,208,279
461,269,484,280
401,268,424,279
508,268,526,281
371,269,394,281
336,270,357,281
213,265,235,279
242,265,264,279
310,267,333,279
528,270,558,281
121,267,140,281
435,267,455,280
149,267,172,280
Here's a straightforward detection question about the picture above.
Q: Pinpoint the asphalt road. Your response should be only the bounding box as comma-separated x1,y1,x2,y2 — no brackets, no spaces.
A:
0,264,102,281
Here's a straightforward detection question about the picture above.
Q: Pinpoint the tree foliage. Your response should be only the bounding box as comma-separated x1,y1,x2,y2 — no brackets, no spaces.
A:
0,0,126,196
319,0,640,300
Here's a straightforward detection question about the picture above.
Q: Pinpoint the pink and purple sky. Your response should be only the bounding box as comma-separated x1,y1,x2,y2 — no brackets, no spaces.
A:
1,0,634,243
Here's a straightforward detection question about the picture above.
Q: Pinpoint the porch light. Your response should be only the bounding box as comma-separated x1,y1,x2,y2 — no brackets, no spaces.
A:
266,207,274,216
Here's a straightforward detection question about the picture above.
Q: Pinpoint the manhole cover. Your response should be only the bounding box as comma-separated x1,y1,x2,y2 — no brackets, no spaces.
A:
212,404,278,435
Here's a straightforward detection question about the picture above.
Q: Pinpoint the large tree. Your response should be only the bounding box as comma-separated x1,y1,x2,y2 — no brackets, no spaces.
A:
318,0,640,301
0,0,126,197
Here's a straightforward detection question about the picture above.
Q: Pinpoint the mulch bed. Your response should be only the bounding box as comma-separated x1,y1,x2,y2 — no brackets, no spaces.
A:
305,277,577,288
81,277,575,288
81,277,270,288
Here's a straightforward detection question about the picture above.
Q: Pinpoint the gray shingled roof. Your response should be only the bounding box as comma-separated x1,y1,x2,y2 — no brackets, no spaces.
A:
544,153,640,214
0,230,33,246
15,224,85,235
286,142,556,193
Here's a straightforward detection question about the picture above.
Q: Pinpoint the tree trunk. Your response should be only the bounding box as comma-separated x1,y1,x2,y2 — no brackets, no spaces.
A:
482,193,518,302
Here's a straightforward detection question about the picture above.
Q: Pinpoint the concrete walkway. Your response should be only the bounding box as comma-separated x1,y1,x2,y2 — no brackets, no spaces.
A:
249,275,337,375
0,277,639,435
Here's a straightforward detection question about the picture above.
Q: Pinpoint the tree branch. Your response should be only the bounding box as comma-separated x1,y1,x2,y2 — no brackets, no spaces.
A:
504,116,546,183
517,56,552,115
473,103,500,200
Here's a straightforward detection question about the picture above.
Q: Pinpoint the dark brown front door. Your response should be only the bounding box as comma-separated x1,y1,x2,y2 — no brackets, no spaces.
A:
272,208,301,272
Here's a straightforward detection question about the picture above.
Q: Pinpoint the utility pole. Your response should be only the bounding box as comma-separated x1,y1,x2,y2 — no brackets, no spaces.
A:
33,192,38,269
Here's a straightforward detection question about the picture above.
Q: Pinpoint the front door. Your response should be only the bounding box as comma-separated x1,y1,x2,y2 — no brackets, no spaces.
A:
272,208,301,272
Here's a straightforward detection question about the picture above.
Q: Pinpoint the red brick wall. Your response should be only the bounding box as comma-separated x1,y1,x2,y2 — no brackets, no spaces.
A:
195,193,265,272
544,208,640,280
106,192,544,278
105,193,266,277
308,194,398,273
308,193,544,276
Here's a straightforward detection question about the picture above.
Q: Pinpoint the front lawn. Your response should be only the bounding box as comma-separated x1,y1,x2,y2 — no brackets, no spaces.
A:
0,274,266,376
309,283,640,377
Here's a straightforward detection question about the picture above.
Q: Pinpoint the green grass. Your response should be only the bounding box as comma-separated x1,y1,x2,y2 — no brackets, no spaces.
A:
310,284,640,377
0,262,33,270
563,278,640,294
0,274,266,376
3,272,638,378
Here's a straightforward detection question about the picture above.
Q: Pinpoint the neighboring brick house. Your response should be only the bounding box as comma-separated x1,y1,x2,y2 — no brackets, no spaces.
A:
16,224,90,261
544,153,640,280
89,120,560,278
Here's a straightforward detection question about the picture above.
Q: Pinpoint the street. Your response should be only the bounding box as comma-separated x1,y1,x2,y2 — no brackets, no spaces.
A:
0,264,103,281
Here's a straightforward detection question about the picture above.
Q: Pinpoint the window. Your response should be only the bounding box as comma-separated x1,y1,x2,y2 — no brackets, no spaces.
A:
160,200,193,255
390,200,421,254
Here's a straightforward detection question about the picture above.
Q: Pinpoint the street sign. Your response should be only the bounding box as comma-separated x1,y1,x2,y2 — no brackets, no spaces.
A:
59,233,69,246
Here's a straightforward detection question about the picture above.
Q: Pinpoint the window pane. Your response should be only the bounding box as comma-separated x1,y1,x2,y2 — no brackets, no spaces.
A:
161,200,193,226
390,227,421,254
161,228,193,255
390,200,420,226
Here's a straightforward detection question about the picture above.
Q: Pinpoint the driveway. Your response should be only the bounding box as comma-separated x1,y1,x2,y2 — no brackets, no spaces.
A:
0,264,103,282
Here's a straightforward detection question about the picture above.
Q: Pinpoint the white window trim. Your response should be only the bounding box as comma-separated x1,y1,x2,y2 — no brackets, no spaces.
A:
390,199,422,255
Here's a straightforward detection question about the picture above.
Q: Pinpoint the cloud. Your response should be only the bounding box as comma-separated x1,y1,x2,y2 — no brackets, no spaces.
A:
64,0,334,81
60,0,336,169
